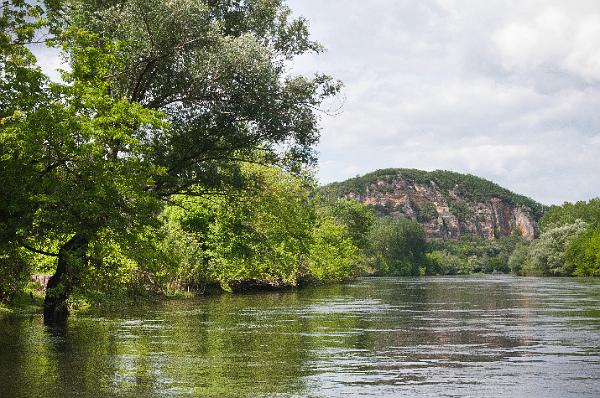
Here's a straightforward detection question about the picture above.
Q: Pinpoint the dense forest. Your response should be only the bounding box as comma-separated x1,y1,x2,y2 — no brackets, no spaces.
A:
1,1,599,325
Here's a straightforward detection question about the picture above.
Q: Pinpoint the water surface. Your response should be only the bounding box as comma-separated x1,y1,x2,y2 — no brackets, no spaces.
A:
1,276,600,397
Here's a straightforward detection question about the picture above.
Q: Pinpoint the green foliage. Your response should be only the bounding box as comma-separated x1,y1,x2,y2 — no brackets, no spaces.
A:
426,250,471,275
510,199,600,278
522,220,588,276
367,217,427,276
0,244,32,303
508,242,530,275
154,213,208,289
320,168,543,219
68,0,340,185
162,166,361,290
516,199,600,277
53,165,364,300
323,198,375,251
1,0,58,245
1,0,340,307
430,235,519,275
2,20,167,256
169,166,314,289
565,228,600,277
449,200,470,222
539,198,600,232
305,216,360,282
414,201,438,222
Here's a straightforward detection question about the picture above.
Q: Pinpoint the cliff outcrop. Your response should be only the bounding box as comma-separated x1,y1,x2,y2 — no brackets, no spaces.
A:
321,169,543,241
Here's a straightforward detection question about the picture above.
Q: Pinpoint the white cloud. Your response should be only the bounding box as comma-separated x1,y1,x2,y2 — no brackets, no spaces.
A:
493,7,600,82
287,0,600,204
565,16,600,81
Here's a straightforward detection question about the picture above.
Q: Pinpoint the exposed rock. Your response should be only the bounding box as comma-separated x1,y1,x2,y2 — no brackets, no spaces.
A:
323,169,541,241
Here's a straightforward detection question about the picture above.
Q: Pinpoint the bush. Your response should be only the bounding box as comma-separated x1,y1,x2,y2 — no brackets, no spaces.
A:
304,217,360,282
163,166,364,290
429,235,519,275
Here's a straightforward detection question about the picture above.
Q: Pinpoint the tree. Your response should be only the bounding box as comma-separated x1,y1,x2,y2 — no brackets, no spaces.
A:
565,228,600,277
367,217,427,276
325,198,375,251
163,165,360,289
508,242,530,275
304,216,359,282
523,220,588,276
174,165,315,290
1,0,339,322
539,198,600,232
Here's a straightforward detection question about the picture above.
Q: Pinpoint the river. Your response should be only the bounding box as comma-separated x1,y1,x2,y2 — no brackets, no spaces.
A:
1,276,599,397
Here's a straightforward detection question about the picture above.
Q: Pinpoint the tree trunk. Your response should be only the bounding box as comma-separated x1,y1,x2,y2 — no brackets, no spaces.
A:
43,233,90,324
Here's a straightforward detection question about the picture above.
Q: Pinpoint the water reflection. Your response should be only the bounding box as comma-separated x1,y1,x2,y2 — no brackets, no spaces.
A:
1,276,600,397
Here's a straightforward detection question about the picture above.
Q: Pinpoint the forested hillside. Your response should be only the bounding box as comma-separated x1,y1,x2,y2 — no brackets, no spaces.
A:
321,168,544,241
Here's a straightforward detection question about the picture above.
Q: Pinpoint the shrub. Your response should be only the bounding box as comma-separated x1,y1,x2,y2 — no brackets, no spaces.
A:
426,250,469,275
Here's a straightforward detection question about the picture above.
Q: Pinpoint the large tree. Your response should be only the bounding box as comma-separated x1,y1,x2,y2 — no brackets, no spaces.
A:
0,0,339,322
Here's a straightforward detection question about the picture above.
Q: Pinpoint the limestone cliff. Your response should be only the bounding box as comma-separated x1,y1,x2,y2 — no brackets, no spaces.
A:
321,169,543,241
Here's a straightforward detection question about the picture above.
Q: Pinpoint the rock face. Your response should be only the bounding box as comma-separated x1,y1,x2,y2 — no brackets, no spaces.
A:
324,169,541,241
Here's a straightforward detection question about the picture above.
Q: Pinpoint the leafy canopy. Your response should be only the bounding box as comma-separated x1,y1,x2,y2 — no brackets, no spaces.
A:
1,0,339,253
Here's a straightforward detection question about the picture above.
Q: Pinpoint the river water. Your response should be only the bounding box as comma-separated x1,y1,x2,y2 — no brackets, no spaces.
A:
1,276,600,397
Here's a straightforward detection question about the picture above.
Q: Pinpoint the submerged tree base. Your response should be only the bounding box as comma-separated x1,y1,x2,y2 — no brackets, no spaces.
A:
227,280,297,293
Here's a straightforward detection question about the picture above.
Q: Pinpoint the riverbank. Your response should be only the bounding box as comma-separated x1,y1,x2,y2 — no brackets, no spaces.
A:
0,291,44,317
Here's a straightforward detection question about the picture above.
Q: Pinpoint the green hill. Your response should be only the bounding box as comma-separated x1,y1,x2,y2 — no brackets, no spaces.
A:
321,168,544,219
320,169,545,241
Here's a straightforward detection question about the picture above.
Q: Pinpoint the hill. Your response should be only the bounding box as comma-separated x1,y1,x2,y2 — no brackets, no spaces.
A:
320,169,545,240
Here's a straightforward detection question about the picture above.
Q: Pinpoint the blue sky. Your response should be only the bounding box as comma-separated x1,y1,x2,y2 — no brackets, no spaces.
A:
33,0,600,205
285,0,600,204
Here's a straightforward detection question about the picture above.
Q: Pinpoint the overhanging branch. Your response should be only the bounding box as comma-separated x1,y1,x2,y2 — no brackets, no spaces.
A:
20,242,59,257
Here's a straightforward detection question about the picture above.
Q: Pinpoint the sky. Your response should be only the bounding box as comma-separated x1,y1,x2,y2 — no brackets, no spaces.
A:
32,0,600,205
284,0,600,205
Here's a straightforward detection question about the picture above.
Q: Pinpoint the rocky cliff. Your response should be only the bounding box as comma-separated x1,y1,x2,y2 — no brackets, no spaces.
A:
321,169,544,241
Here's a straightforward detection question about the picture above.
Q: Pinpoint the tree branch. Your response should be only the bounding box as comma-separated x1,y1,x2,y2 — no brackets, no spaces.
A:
20,242,59,257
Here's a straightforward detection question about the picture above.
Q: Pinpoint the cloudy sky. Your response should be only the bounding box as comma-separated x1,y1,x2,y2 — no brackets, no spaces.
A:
285,0,600,204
